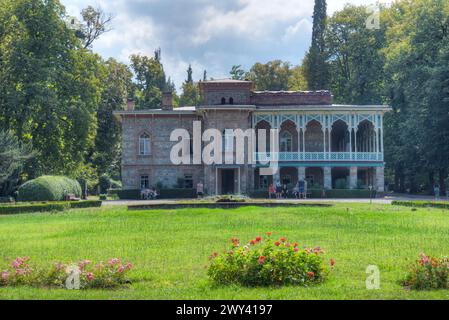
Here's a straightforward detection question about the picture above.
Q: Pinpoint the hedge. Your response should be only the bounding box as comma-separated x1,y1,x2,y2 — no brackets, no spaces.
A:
17,176,82,202
116,188,197,200
0,200,102,215
392,200,449,209
249,189,376,199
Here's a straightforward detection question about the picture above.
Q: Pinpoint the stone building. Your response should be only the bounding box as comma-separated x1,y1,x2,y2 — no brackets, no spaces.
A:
114,79,390,195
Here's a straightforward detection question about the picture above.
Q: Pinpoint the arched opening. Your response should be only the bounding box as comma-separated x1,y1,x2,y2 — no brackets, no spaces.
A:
229,97,234,105
305,120,324,152
279,120,298,153
221,97,226,105
357,120,376,152
331,120,350,152
255,120,271,153
306,167,323,188
139,132,151,155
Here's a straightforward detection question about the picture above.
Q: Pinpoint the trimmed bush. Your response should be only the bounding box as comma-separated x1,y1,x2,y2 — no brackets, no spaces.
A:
0,203,70,214
392,200,449,209
99,174,122,194
69,200,102,209
0,196,14,203
17,176,82,202
326,189,376,198
159,188,196,199
117,189,140,200
0,200,102,215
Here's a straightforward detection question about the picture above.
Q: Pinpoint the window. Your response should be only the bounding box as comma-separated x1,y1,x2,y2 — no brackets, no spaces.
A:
259,176,269,189
140,175,149,189
139,133,151,155
229,97,234,105
280,132,292,152
221,97,226,105
224,129,234,152
184,174,193,189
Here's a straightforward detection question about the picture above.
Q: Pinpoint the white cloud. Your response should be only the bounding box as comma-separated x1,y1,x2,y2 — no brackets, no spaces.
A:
61,0,387,90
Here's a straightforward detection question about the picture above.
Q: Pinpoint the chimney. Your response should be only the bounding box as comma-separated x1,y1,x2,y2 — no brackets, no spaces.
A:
126,98,135,111
162,92,173,111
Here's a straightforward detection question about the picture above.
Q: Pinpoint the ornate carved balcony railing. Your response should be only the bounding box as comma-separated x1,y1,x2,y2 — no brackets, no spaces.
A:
254,152,384,162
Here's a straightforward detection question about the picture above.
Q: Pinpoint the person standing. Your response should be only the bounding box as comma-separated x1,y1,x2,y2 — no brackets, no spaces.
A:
268,183,276,199
434,183,440,201
275,181,282,200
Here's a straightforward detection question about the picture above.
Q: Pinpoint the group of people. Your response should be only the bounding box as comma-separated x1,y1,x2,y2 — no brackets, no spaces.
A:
140,187,158,200
268,180,308,199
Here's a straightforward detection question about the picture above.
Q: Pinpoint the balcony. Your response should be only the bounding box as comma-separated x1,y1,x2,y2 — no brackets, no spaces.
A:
254,152,384,162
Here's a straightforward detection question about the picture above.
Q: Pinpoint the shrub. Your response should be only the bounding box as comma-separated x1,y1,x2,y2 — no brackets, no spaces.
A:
17,176,81,202
403,253,449,290
99,174,122,194
392,200,449,209
69,200,102,209
334,179,348,190
0,257,133,289
117,189,140,200
0,196,14,203
0,201,102,215
99,194,108,201
0,203,70,214
207,233,332,287
159,188,197,199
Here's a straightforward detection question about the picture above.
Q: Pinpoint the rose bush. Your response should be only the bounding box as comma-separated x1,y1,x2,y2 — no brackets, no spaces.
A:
207,233,334,287
403,253,449,290
0,257,133,289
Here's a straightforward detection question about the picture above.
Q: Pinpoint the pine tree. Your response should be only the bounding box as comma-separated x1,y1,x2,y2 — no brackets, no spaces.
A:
304,0,329,90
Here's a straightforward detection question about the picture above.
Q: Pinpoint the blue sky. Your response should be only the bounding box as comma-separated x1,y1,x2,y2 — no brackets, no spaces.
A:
61,0,388,90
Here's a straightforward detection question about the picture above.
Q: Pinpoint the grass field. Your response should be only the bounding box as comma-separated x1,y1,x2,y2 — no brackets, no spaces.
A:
1,203,449,300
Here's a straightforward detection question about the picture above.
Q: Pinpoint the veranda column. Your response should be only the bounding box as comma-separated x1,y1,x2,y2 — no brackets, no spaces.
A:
349,167,358,189
375,166,385,192
324,167,332,190
298,167,306,181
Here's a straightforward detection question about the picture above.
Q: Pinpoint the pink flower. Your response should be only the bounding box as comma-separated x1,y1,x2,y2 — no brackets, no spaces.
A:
258,256,266,265
1,271,9,281
118,266,125,273
86,272,95,281
294,248,299,252
108,258,120,266
125,263,133,270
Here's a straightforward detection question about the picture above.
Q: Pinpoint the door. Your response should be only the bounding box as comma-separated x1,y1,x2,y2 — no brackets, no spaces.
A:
221,169,235,194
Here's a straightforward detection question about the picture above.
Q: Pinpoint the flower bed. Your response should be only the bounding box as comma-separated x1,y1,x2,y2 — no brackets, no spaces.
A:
207,233,333,287
403,253,449,290
0,257,133,289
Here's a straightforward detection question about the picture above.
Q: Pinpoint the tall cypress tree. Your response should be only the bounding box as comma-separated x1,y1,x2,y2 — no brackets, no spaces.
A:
304,0,329,90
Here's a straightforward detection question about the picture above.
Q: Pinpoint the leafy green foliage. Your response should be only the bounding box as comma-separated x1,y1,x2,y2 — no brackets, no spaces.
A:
208,234,330,286
246,60,291,91
0,200,102,214
17,176,81,202
392,201,449,210
0,130,35,185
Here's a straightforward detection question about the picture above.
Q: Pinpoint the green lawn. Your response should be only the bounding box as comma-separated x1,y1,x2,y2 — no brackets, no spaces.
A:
1,203,449,300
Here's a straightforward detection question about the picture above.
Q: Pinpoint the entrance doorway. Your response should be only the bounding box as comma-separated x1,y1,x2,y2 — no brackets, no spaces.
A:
221,169,235,194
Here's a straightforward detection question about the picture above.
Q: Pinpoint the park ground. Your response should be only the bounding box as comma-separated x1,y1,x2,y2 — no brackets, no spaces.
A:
1,202,449,300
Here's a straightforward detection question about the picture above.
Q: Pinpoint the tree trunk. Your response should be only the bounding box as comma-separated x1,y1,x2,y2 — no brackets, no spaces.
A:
428,171,435,195
439,168,447,196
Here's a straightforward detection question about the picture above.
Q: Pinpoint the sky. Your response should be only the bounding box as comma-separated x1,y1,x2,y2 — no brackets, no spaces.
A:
61,0,389,90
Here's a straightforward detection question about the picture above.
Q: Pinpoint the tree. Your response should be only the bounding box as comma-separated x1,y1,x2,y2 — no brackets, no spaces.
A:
304,0,329,90
288,65,308,91
246,60,291,91
230,65,246,80
325,5,386,104
0,130,35,194
130,54,166,109
179,65,200,106
79,6,113,49
0,0,104,177
93,58,133,177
